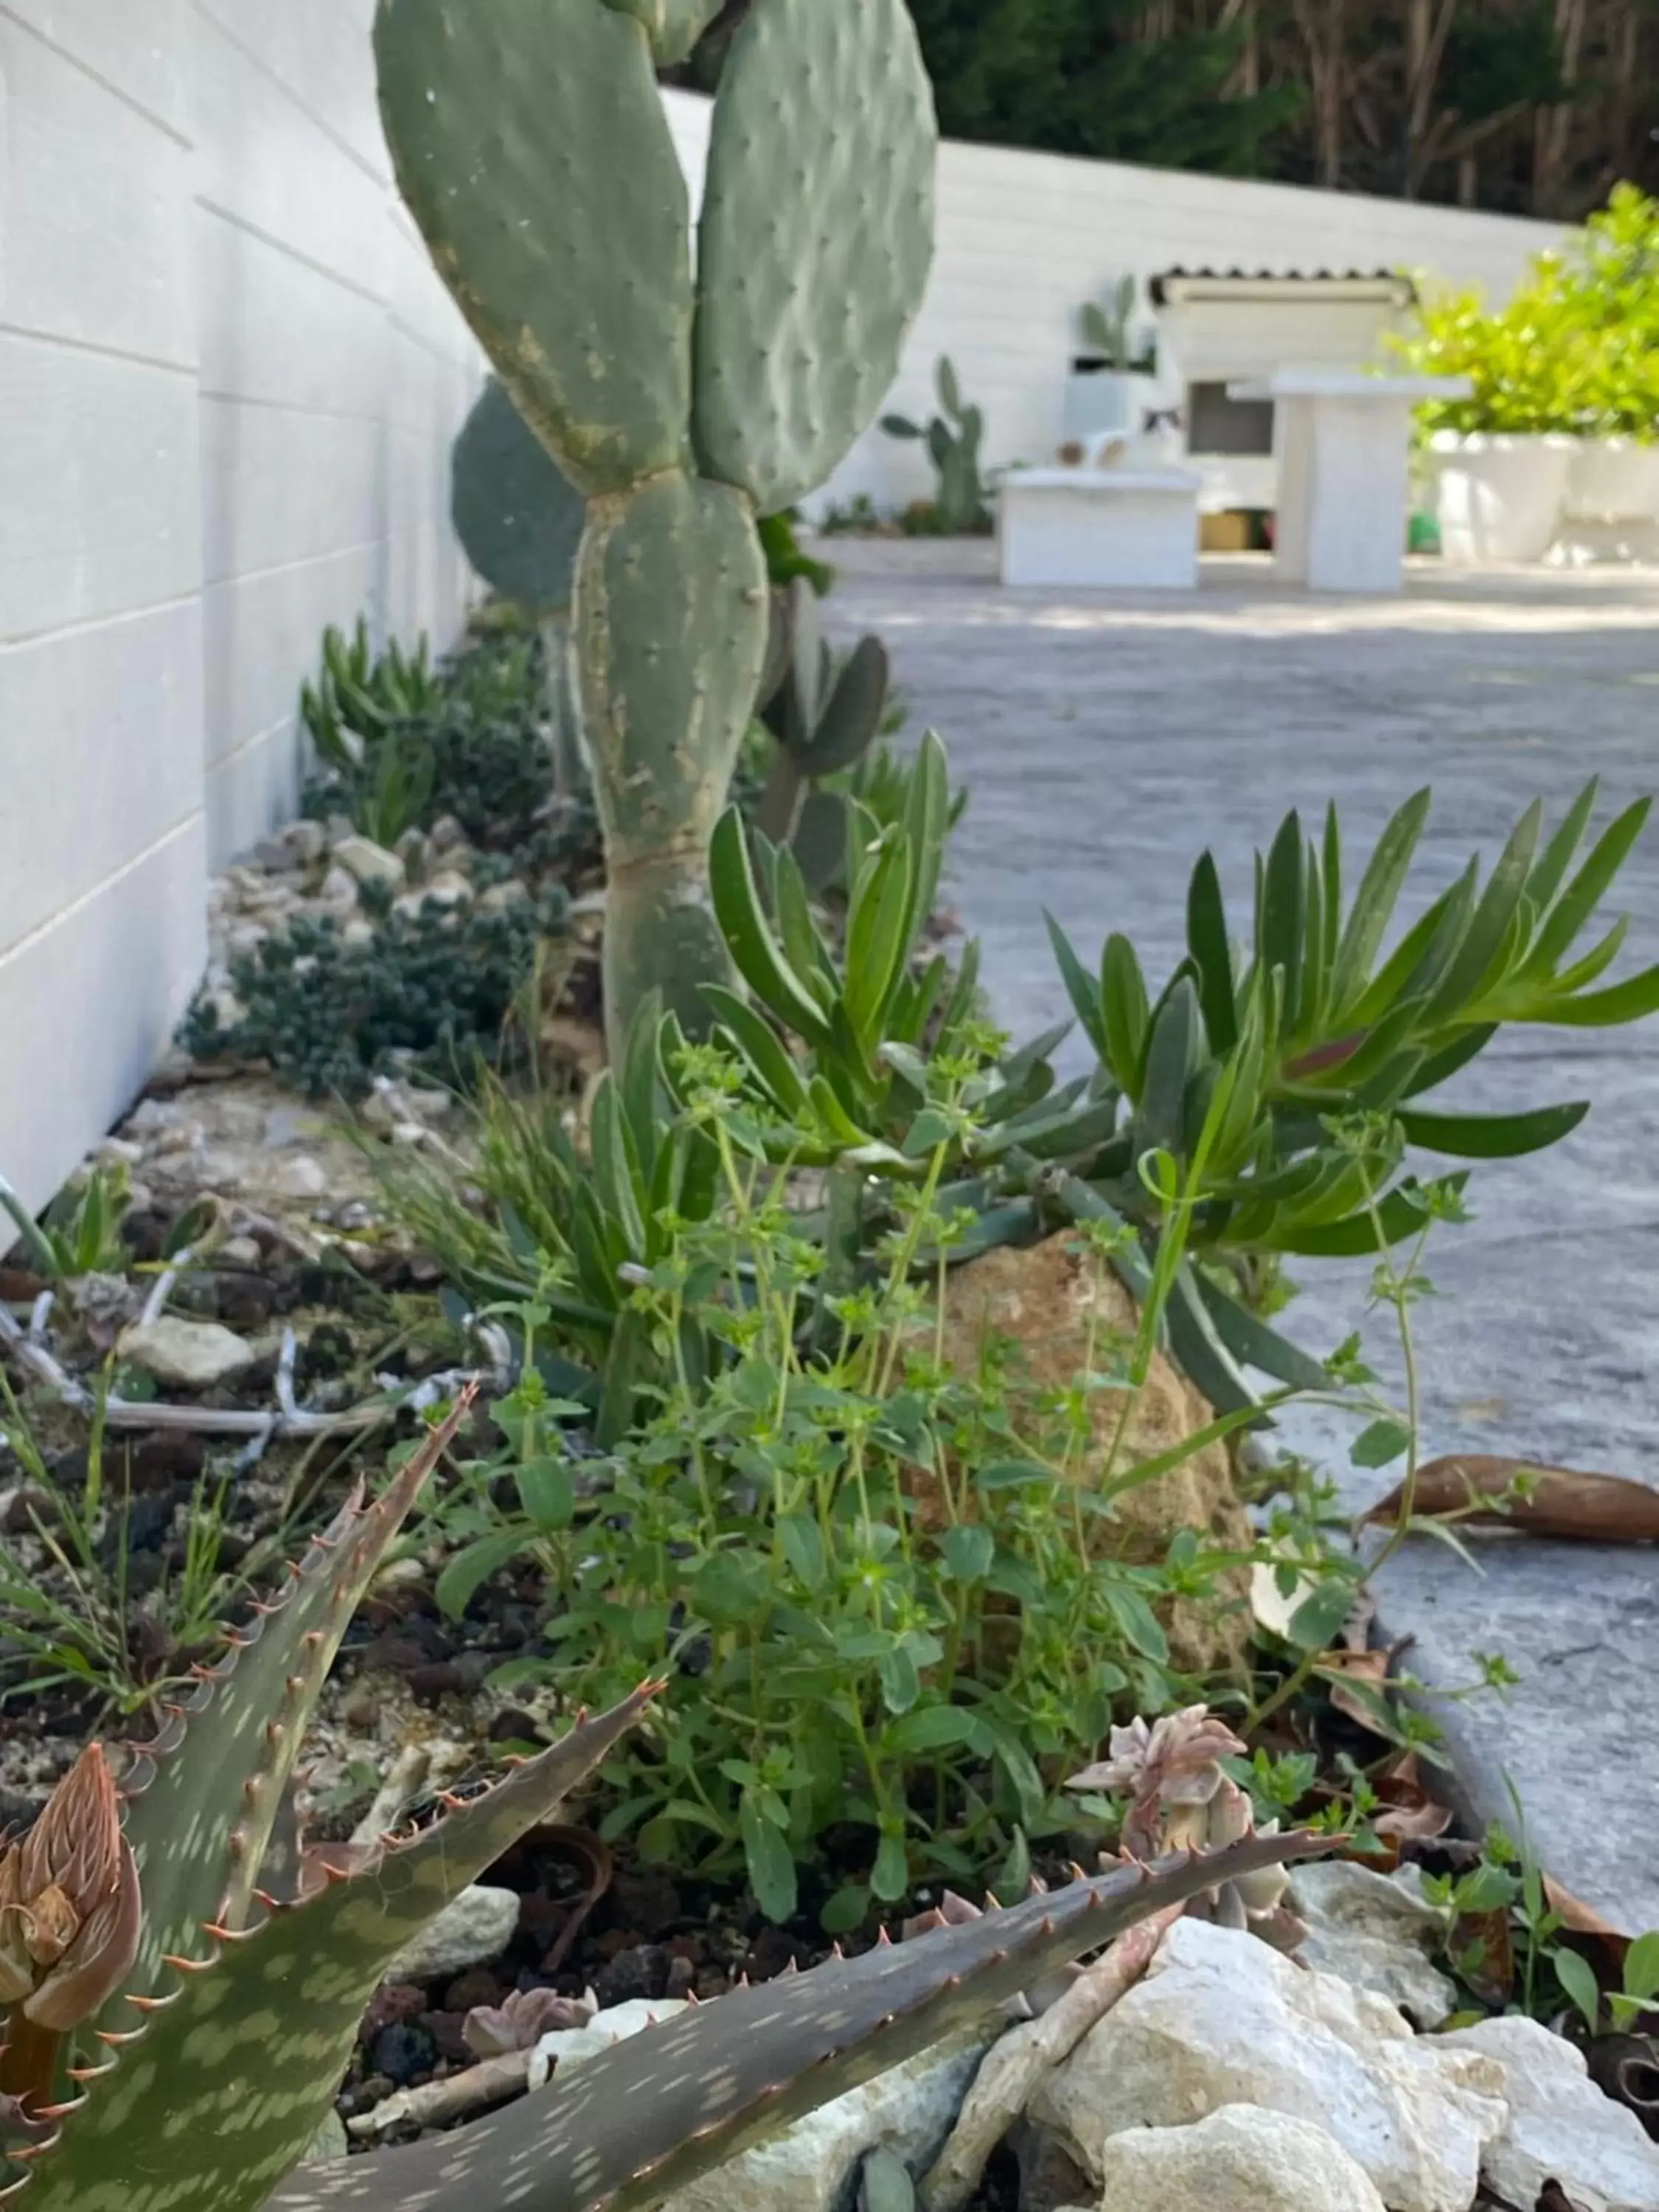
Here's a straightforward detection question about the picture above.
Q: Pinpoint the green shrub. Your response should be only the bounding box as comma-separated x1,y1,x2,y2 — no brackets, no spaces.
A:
1399,185,1659,441
181,893,570,1099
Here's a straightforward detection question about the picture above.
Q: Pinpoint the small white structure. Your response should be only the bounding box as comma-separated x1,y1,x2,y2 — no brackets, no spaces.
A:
1230,369,1470,592
999,466,1201,590
1154,270,1419,514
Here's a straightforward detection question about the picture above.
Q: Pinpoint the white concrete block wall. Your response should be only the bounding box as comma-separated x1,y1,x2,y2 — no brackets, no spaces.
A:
0,55,1576,1222
0,1,481,1218
661,93,1568,515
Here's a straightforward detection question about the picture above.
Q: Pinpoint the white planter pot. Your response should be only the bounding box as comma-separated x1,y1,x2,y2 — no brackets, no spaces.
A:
1428,432,1576,564
1563,437,1659,521
1063,367,1157,445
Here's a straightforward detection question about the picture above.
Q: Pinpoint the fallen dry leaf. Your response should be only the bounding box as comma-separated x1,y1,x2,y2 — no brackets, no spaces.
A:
1448,1899,1515,2008
1366,1456,1659,1543
1372,1755,1455,1846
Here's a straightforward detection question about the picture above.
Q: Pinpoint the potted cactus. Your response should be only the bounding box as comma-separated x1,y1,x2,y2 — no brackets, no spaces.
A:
1065,276,1160,445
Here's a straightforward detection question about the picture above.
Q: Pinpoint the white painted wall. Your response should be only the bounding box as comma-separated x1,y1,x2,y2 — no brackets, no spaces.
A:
0,57,1573,1222
0,1,480,1217
661,91,1567,515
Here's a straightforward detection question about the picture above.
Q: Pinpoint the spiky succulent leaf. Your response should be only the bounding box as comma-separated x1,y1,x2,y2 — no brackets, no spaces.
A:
260,1832,1326,2212
107,1399,473,2012
12,1690,655,2212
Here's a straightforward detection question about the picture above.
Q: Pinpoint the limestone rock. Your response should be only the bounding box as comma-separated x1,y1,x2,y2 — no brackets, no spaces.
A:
281,818,327,866
319,864,360,908
660,2026,997,2212
333,835,405,890
1441,2013,1659,2212
1027,1918,1506,2212
933,1236,1253,1672
529,1998,690,2090
116,1317,257,1391
383,1884,520,1983
393,872,473,922
1095,2104,1388,2212
1289,1861,1458,2027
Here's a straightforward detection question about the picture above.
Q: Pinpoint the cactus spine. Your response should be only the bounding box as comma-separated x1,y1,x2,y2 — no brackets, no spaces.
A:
376,0,939,1051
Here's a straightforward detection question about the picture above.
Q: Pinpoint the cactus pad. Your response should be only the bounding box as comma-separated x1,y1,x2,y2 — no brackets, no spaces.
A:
693,0,938,513
601,0,725,66
578,473,768,1043
452,378,587,613
375,0,694,493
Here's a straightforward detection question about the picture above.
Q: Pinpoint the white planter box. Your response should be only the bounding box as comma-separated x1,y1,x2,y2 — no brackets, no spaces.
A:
1062,368,1158,445
1428,433,1576,564
1551,439,1659,564
999,467,1200,590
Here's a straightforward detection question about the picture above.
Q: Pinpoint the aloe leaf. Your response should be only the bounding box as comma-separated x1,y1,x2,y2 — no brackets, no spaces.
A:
703,986,810,1116
773,842,840,1004
1544,913,1630,998
1046,913,1111,1064
1402,1023,1498,1097
1522,776,1599,919
26,1693,655,2212
1258,811,1305,1022
1099,934,1151,1100
107,1398,474,2016
1346,866,1475,1032
1185,852,1237,1055
1164,1262,1268,1421
1421,799,1540,1026
710,809,834,1046
1523,796,1651,979
1267,1173,1467,1256
1329,787,1432,1015
1321,801,1343,983
1135,976,1202,1161
1398,1101,1589,1158
590,1075,648,1259
1192,1272,1330,1390
1298,836,1327,1040
262,1836,1325,2212
845,834,914,1053
1525,960,1659,1028
900,730,950,968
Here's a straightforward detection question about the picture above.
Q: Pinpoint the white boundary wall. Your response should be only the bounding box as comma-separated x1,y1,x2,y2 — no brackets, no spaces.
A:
0,54,1568,1219
0,1,481,1217
662,91,1565,515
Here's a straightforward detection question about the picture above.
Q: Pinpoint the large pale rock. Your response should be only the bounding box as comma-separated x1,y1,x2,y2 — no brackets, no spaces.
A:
1096,2104,1388,2212
1289,1862,1458,2027
1441,2014,1659,2212
333,834,405,890
116,1317,256,1391
1027,1918,1506,2212
932,1237,1252,1672
658,2026,998,2212
383,1884,519,1983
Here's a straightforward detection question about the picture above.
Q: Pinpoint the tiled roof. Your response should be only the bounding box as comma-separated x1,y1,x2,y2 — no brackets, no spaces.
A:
1150,267,1416,302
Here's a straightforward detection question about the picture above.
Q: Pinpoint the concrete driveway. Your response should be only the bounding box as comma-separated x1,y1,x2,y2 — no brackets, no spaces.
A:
825,541,1659,1927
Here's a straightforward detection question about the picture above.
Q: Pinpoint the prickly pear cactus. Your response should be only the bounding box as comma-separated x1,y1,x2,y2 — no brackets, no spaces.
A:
452,378,586,617
451,378,589,791
376,0,938,1051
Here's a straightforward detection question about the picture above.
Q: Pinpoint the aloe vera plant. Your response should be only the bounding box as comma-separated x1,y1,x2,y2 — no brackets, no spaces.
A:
0,1388,1324,2211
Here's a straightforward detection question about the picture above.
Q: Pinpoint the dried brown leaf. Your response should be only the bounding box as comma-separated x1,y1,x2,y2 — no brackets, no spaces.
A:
1366,1457,1659,1543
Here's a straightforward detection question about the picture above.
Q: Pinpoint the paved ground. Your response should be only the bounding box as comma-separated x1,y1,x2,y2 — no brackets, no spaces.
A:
824,540,1659,1930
